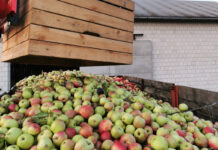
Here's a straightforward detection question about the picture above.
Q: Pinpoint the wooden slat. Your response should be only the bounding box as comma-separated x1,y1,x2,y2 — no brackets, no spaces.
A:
29,24,132,53
103,0,135,10
30,9,133,43
1,41,30,62
2,10,32,42
60,0,134,22
30,0,133,32
28,40,132,64
2,26,30,52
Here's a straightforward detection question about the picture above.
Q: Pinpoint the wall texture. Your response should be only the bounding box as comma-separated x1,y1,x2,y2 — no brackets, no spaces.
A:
0,44,10,94
135,22,218,92
81,40,153,79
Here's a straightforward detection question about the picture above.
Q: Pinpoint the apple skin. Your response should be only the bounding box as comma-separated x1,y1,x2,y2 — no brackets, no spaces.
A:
19,99,30,108
50,119,66,133
179,103,188,112
122,113,134,125
125,125,136,134
37,137,53,150
157,127,169,136
203,126,215,135
128,142,142,150
8,104,19,112
5,127,22,145
141,112,152,125
100,131,112,141
134,128,147,143
133,116,146,128
17,133,34,149
156,115,168,126
66,128,76,138
65,110,77,119
101,140,114,150
120,133,136,147
60,139,75,150
88,114,103,128
37,129,53,141
150,136,168,150
3,119,19,128
52,131,68,146
164,134,178,148
194,134,208,148
74,139,94,150
79,123,93,138
111,125,124,139
208,136,218,150
28,123,41,135
5,145,20,150
111,140,127,150
180,142,194,150
79,105,94,119
99,119,113,133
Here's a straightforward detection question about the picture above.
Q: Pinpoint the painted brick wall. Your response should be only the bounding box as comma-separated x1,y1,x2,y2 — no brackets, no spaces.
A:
135,22,218,92
0,44,10,94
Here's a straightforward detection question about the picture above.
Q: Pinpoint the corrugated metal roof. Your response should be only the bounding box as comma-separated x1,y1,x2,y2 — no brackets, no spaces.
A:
133,0,218,19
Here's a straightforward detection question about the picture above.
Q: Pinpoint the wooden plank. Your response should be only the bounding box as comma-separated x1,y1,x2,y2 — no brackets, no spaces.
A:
60,0,134,22
2,26,30,52
103,0,135,10
3,10,32,42
30,9,133,43
30,0,134,32
1,41,30,62
29,24,133,53
28,40,133,64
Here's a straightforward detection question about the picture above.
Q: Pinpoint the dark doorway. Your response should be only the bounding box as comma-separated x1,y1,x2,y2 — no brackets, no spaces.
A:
10,63,79,87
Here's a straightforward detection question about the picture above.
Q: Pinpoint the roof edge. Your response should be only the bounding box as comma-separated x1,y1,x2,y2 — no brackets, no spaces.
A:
135,16,218,23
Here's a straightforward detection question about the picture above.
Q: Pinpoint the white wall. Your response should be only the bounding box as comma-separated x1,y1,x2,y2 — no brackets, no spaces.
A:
135,22,218,92
0,44,10,94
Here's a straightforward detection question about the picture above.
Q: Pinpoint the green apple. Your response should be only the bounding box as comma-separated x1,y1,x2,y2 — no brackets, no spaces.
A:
54,101,64,109
60,139,75,150
150,136,168,150
179,104,188,112
17,134,34,149
88,114,102,127
6,145,20,150
74,139,94,150
95,106,105,116
125,125,135,134
5,127,22,145
37,137,53,150
18,99,30,108
156,115,168,126
3,119,19,128
122,113,134,125
72,135,84,143
50,119,66,133
111,125,124,139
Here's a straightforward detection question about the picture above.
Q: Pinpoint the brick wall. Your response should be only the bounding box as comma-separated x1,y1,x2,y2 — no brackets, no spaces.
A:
135,22,218,92
0,44,10,94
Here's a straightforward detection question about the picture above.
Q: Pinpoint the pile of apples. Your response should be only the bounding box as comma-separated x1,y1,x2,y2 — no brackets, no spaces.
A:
0,70,217,150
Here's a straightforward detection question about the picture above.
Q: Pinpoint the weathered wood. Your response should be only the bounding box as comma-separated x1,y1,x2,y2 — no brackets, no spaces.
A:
29,24,132,53
30,0,134,32
31,9,133,43
2,26,30,52
28,40,133,64
2,40,133,66
102,0,135,10
2,0,134,66
60,0,134,22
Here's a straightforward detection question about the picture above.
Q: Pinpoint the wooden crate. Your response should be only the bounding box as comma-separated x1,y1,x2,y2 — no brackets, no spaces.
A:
1,0,134,66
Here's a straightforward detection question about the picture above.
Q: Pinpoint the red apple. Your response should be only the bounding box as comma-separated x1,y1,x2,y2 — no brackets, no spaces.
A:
120,134,136,147
99,119,113,133
112,140,127,150
8,104,19,112
208,136,218,150
66,128,76,138
79,105,94,119
65,110,77,119
28,123,41,135
128,142,142,150
203,126,215,135
79,123,93,138
100,131,111,141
